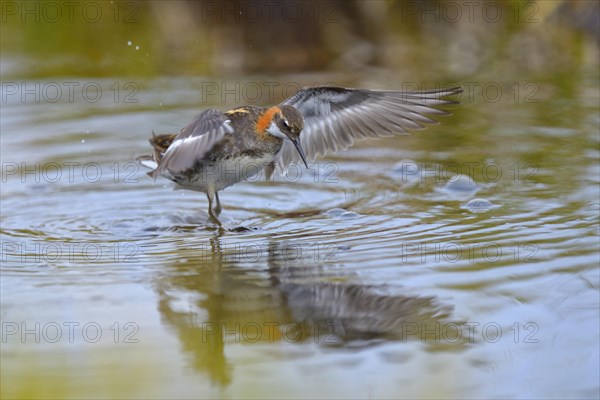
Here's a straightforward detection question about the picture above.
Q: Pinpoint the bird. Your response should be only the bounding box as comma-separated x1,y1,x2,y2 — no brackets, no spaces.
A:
137,86,462,227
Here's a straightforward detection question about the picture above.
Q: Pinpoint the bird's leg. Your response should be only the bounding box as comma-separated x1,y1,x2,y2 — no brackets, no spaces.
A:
206,190,223,227
214,191,222,216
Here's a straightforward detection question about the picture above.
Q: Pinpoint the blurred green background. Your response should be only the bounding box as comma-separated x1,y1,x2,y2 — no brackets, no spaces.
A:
2,0,598,79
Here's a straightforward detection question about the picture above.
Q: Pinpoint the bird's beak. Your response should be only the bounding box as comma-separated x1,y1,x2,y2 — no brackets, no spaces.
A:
292,139,308,168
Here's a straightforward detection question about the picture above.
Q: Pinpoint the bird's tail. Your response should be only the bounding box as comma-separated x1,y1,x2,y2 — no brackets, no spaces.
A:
135,154,159,178
136,132,178,179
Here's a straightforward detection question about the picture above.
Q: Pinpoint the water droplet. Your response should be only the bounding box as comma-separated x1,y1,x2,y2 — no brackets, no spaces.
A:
135,45,140,50
324,208,346,217
444,175,479,193
464,198,495,212
127,41,132,46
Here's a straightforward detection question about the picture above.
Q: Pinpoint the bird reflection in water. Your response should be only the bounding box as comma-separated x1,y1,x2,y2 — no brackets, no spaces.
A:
155,234,467,386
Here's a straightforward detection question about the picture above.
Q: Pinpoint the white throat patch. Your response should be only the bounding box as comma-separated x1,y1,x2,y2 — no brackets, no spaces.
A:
266,122,288,140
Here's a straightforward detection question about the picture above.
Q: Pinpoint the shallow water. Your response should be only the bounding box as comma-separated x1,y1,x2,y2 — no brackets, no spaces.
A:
2,3,600,399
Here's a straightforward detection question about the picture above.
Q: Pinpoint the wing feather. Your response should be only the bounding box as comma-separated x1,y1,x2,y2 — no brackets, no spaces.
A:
274,86,462,173
150,109,234,179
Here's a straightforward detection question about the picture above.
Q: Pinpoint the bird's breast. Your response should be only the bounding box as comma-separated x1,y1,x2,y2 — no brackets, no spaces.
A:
200,152,275,191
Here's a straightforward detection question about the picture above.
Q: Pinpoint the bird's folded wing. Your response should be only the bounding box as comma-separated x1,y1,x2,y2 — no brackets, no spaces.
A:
273,86,462,175
150,109,234,179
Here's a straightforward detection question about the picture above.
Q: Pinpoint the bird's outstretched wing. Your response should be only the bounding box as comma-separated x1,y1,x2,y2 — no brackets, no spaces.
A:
273,86,462,173
149,109,233,179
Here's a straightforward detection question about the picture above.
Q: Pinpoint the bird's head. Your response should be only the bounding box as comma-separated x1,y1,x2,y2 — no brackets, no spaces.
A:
264,105,307,168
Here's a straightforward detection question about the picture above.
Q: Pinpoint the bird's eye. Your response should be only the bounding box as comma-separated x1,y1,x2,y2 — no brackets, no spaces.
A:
282,120,290,129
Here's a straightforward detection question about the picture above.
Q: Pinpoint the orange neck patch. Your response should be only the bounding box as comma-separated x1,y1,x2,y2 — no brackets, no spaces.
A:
256,106,280,134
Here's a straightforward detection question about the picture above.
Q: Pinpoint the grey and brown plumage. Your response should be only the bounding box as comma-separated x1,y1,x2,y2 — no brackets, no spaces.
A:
138,86,462,226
